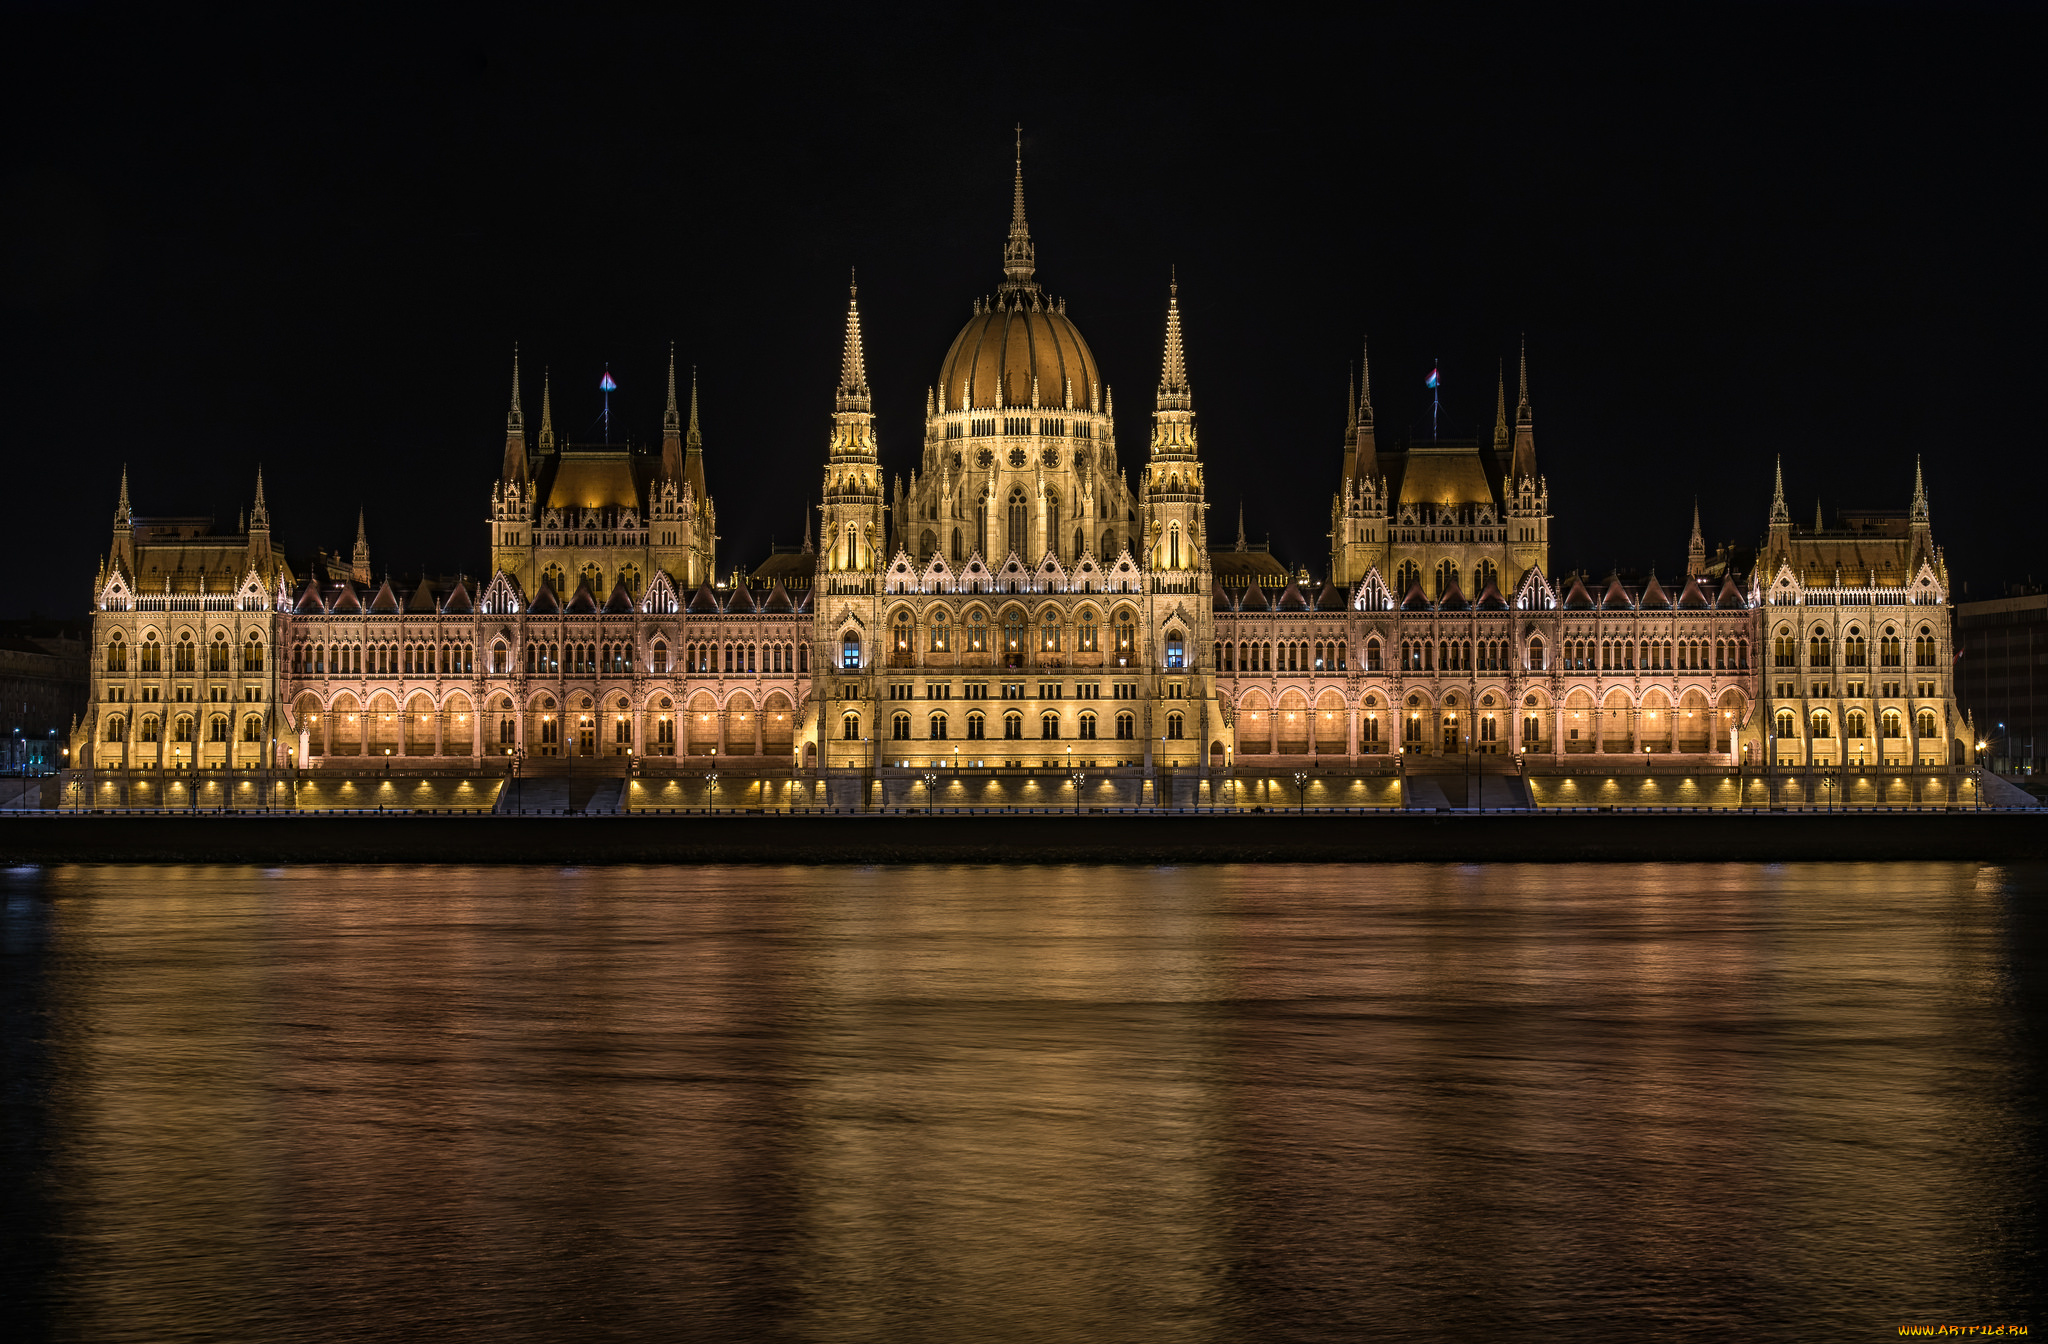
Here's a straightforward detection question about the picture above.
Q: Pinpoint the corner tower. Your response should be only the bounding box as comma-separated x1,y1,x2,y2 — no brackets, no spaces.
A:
818,279,883,588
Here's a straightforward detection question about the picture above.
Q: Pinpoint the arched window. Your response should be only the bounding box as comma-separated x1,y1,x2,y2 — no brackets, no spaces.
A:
1048,493,1062,561
1881,708,1903,739
798,644,809,673
104,716,126,742
106,631,126,672
1004,711,1024,740
1846,708,1867,738
1916,708,1938,739
1165,632,1185,669
208,714,229,742
1527,638,1544,671
1881,628,1902,667
1168,522,1181,569
1113,612,1136,664
1008,487,1029,558
840,632,861,670
1435,560,1459,599
930,610,950,652
1915,627,1936,667
1476,559,1498,594
952,528,964,563
1844,628,1866,668
1078,711,1097,740
1040,711,1060,739
652,641,668,674
141,634,160,672
1774,630,1796,668
892,713,911,740
967,609,987,653
241,715,262,743
1079,611,1097,652
175,633,196,672
1366,638,1382,672
966,711,986,740
842,712,861,740
1115,711,1135,740
139,716,160,743
209,632,231,672
1041,612,1061,652
929,712,948,740
1810,709,1832,739
1809,627,1832,668
173,715,193,743
1003,610,1026,663
1396,560,1421,595
1165,711,1184,740
1775,708,1797,739
893,609,912,654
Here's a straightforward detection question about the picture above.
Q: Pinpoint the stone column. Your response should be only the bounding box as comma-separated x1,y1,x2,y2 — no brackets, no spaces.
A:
433,711,444,758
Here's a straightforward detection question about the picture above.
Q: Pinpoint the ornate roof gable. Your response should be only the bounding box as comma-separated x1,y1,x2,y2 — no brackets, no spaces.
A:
480,571,524,615
641,570,680,614
1514,566,1557,611
1353,567,1394,612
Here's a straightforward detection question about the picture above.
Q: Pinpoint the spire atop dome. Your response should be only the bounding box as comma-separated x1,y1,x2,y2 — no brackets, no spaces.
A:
1157,271,1190,411
837,273,871,412
1000,127,1038,296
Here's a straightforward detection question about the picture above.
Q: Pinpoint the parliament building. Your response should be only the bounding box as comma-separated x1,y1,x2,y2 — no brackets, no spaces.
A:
74,150,1969,810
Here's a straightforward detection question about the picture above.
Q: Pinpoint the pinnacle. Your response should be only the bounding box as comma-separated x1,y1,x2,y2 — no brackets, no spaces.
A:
664,342,680,431
1515,335,1531,423
1000,129,1038,294
508,343,523,429
687,366,702,450
1358,336,1373,423
538,368,554,450
1156,277,1190,410
837,284,871,412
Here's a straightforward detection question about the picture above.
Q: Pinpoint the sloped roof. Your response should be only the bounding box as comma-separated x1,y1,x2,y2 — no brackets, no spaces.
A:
1277,583,1310,611
406,579,438,613
1476,581,1508,611
604,579,635,614
687,584,723,614
763,583,794,613
369,578,401,613
1238,581,1269,612
442,580,473,615
724,584,757,614
565,581,600,615
1639,575,1671,609
528,584,561,615
1315,583,1348,612
1563,577,1595,610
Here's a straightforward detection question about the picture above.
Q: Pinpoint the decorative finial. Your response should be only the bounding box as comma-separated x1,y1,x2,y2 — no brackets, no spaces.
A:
538,368,554,451
114,463,131,524
1771,455,1789,524
1515,335,1531,424
252,465,269,528
1911,455,1929,522
1236,503,1247,552
837,282,871,412
687,366,701,450
1358,336,1373,424
1156,277,1189,410
1494,361,1508,448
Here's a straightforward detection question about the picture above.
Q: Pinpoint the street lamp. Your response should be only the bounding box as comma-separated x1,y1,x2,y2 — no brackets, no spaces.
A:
705,771,719,810
1071,768,1085,813
923,771,937,814
1292,770,1308,814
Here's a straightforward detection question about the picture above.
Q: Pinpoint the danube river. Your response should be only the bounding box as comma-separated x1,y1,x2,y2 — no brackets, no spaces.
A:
3,863,2042,1341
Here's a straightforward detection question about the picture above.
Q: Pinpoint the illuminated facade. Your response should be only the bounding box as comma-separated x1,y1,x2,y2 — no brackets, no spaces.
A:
75,148,1966,801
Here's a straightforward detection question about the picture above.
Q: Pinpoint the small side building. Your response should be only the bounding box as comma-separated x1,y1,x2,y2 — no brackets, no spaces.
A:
1956,588,2047,778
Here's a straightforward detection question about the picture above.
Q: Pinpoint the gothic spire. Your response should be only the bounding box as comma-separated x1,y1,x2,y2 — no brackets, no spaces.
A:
663,342,681,434
352,507,371,586
687,366,702,450
1687,499,1705,577
251,466,269,529
114,463,131,525
1770,456,1789,525
1493,361,1509,453
801,500,813,553
1000,127,1038,295
837,272,871,412
1911,455,1929,522
1156,271,1190,410
1515,335,1531,425
1236,503,1247,552
507,344,523,432
1358,337,1373,425
1346,365,1357,434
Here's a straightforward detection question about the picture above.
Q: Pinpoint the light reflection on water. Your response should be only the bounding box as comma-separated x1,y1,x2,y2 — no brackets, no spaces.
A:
1,863,2042,1342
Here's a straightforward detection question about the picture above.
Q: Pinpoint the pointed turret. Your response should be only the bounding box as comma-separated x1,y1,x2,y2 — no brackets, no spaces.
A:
114,463,131,525
110,464,134,573
1156,272,1190,413
837,272,871,413
251,466,269,530
352,507,372,587
1144,277,1204,574
247,467,272,571
1814,499,1824,532
1493,362,1509,457
1687,500,1706,578
801,500,813,554
1236,503,1247,552
501,344,528,484
999,126,1038,297
1510,336,1537,482
684,365,708,507
537,368,554,452
1770,456,1790,524
1911,456,1929,523
660,342,685,481
1343,337,1378,490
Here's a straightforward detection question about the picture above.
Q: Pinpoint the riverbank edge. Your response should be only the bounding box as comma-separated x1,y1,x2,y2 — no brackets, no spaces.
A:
2,812,2044,864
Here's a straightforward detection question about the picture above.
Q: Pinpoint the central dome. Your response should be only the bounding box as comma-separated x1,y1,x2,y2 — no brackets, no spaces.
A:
937,300,1100,413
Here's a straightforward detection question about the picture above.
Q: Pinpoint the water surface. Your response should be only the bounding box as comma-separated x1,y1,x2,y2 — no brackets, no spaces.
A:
3,862,2043,1341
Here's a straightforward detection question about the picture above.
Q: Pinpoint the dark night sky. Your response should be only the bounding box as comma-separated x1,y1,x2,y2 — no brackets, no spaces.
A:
3,6,2042,617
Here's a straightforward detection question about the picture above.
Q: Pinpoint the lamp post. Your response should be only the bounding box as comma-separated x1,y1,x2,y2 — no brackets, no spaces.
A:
1292,770,1308,814
1071,769,1084,814
705,770,718,811
923,771,937,814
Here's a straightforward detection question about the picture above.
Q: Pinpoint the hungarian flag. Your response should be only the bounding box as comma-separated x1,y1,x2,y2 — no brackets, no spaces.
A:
599,369,617,391
1425,368,1440,388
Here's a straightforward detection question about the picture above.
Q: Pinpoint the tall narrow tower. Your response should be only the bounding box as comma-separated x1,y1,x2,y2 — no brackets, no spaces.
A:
1505,338,1551,583
1330,337,1384,587
818,279,883,587
1142,276,1207,582
491,348,537,586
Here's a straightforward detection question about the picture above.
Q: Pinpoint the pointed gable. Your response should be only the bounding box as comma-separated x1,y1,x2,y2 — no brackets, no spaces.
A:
724,583,757,614
763,582,795,613
687,584,723,615
1563,576,1595,611
406,579,438,613
1600,576,1634,611
1353,568,1394,613
1238,580,1269,612
565,580,600,614
369,578,401,613
1514,565,1556,611
1676,576,1710,610
1716,575,1748,610
1476,580,1508,611
480,570,523,615
1438,580,1469,612
604,578,635,614
527,583,562,615
1639,575,1671,610
1400,582,1433,612
295,579,327,614
442,579,474,615
1277,582,1310,611
1315,583,1348,612
886,549,917,593
641,569,680,614
1212,579,1235,613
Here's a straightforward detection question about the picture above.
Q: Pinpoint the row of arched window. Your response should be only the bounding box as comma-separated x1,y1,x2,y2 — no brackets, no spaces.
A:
683,641,806,674
106,630,262,673
294,641,474,677
1774,625,1935,669
1217,640,1350,673
864,708,1183,741
1773,706,1937,741
103,712,262,743
888,607,1140,657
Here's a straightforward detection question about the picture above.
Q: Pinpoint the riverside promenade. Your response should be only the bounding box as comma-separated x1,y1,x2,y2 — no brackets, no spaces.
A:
1,809,2043,865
